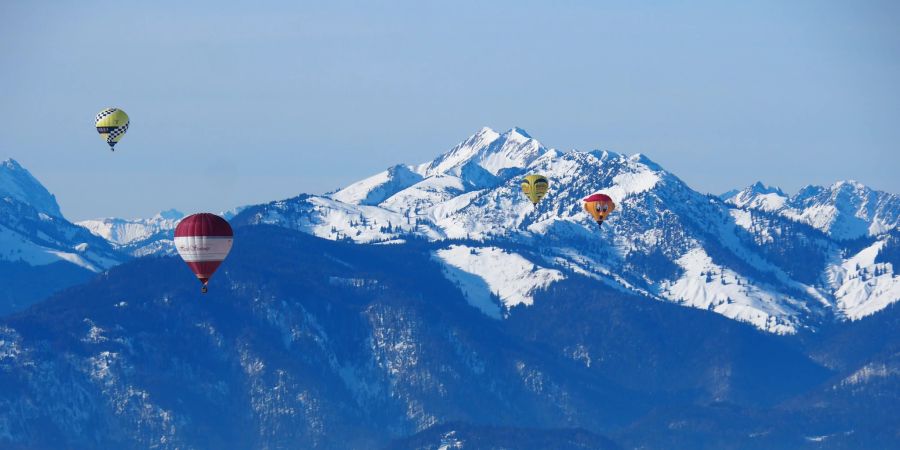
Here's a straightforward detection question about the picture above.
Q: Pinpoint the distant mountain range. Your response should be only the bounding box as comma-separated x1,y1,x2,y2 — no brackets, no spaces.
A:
1,129,898,448
722,180,900,240
3,128,899,331
76,209,184,257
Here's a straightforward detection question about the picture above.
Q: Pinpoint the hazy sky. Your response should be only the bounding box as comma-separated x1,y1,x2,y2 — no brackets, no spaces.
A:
1,0,898,220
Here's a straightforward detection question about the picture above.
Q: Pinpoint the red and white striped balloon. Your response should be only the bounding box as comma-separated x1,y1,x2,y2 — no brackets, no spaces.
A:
174,213,233,293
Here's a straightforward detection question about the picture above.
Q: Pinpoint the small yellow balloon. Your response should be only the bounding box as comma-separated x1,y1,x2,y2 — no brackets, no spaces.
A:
95,108,130,151
521,174,549,206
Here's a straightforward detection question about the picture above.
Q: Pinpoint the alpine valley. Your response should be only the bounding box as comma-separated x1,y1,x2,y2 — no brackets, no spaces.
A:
0,127,898,449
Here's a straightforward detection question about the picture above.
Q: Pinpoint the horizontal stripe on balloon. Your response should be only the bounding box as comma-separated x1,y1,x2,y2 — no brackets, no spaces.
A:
174,236,233,262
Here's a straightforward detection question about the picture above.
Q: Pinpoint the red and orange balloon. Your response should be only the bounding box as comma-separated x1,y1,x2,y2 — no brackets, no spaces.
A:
583,193,615,226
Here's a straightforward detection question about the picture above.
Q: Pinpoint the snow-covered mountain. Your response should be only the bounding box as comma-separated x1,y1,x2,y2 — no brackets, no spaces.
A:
0,159,122,272
2,143,898,449
77,209,184,257
76,206,248,257
7,128,898,334
0,159,63,218
725,181,788,212
1,225,862,449
77,209,184,245
232,128,900,334
0,159,125,313
723,180,900,240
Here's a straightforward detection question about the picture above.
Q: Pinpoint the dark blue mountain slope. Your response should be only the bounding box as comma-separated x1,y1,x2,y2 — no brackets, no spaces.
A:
384,422,620,450
0,225,895,449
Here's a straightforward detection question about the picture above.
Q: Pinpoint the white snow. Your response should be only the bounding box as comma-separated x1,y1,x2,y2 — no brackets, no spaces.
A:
840,362,899,387
417,127,501,176
726,180,900,240
250,195,426,243
88,351,118,382
730,209,754,231
729,192,787,212
332,169,392,204
417,127,547,178
828,240,900,320
380,175,466,214
331,164,423,206
0,158,63,217
0,327,22,362
82,319,108,344
661,247,803,334
477,128,544,175
602,161,662,202
433,245,565,318
76,209,184,246
0,223,106,271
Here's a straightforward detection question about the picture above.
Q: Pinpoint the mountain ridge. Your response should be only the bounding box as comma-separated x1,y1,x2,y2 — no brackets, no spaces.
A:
4,127,899,331
225,127,900,334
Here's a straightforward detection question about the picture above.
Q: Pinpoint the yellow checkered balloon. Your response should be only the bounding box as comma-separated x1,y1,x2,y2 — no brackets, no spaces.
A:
95,108,129,151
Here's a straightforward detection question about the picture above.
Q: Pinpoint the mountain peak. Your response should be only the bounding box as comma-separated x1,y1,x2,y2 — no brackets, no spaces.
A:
505,126,532,139
155,209,184,220
1,158,23,170
0,158,63,218
832,180,867,191
628,153,664,171
749,181,786,196
588,149,621,161
722,181,788,212
419,126,547,177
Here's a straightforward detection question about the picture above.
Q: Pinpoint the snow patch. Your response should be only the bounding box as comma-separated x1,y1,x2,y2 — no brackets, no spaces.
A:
840,362,899,387
331,164,423,206
433,245,565,318
661,247,803,334
828,240,900,320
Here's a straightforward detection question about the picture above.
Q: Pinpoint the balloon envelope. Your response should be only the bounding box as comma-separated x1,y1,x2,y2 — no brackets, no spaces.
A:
583,193,616,225
521,175,550,206
174,213,233,292
95,108,129,150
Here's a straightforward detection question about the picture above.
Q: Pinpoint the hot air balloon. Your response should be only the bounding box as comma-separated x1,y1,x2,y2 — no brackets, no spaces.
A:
584,193,615,227
174,213,233,293
95,107,129,151
521,174,549,207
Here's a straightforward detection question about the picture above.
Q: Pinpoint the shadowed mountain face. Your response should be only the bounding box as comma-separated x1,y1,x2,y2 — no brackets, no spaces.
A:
383,422,621,450
4,225,891,450
0,226,639,449
0,159,124,315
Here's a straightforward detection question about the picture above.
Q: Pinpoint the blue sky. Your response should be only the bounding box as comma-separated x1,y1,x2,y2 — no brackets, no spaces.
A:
1,0,898,220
